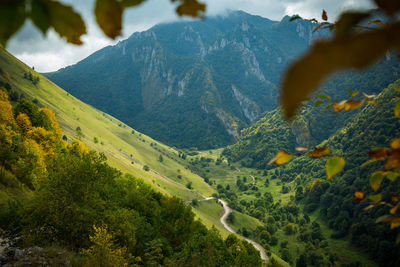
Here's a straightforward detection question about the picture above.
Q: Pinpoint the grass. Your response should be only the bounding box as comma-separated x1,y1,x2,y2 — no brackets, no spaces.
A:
193,199,231,238
230,210,264,233
0,48,214,201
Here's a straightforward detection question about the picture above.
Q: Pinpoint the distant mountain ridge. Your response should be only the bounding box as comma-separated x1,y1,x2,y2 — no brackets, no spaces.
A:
45,11,326,149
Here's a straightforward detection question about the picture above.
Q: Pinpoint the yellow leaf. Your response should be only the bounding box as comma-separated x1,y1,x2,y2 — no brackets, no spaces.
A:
344,100,364,111
390,203,399,215
385,149,400,169
326,156,345,180
394,102,400,118
347,89,359,97
370,171,385,192
306,146,330,158
368,20,388,27
391,217,400,229
280,22,400,118
392,194,399,203
333,101,346,113
268,151,294,166
95,0,122,39
354,191,365,203
365,99,377,105
391,138,400,149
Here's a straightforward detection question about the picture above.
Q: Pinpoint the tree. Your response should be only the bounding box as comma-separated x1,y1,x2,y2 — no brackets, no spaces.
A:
0,90,15,124
81,225,131,267
158,154,163,162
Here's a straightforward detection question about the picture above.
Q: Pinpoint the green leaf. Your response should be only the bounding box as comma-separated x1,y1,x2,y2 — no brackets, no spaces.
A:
281,22,400,118
396,232,400,244
346,89,359,97
376,214,390,223
0,0,26,47
314,100,324,107
362,158,380,167
323,103,334,111
370,171,385,192
394,102,400,118
368,193,382,202
30,0,50,35
95,0,122,39
387,171,399,182
47,1,86,44
317,95,331,100
326,156,345,180
290,15,302,22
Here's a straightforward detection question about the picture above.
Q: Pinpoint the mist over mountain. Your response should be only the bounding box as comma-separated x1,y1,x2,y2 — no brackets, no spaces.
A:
46,11,326,149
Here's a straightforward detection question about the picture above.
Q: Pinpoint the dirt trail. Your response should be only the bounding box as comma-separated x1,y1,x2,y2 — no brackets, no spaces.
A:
204,198,268,261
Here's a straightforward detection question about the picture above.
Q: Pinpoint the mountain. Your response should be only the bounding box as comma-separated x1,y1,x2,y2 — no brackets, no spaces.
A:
45,11,327,149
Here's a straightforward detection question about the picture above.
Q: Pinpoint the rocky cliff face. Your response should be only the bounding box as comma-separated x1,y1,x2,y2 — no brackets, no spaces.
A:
45,11,325,149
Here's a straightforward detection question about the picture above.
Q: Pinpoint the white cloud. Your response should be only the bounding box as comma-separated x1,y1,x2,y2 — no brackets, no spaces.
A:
7,0,375,72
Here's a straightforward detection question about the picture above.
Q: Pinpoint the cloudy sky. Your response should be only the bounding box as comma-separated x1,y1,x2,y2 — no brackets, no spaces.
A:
8,0,374,72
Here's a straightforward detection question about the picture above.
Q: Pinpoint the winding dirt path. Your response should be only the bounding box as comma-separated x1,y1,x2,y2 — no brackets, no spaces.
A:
249,175,256,185
208,198,268,261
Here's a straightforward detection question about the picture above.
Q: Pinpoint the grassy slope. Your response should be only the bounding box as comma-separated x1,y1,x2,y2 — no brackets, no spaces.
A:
194,200,231,238
0,48,220,227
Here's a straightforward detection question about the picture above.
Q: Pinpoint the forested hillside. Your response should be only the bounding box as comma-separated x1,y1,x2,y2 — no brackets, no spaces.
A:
221,79,400,266
0,70,262,266
223,57,400,168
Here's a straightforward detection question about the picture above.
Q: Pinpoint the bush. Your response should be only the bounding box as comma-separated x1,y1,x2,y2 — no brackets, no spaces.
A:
186,182,192,189
143,165,150,171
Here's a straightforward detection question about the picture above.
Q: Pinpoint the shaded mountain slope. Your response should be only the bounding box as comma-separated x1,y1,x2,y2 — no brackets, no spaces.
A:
45,11,326,149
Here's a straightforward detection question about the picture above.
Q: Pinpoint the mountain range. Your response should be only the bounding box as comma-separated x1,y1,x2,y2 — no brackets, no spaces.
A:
45,11,328,149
